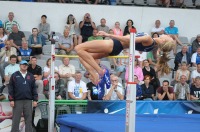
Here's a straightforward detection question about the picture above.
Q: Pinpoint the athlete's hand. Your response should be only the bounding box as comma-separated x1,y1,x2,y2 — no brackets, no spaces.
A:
97,31,109,37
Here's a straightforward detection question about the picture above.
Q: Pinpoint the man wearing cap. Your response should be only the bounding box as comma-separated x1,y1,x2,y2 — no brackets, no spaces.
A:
192,34,200,54
8,60,38,132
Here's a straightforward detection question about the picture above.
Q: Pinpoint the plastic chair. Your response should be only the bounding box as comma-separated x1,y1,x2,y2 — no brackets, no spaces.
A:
146,0,157,6
42,45,51,55
23,31,32,41
179,36,189,44
134,0,147,6
121,0,133,5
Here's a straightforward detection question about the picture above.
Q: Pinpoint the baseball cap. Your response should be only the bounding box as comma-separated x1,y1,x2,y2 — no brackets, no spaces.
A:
19,60,29,65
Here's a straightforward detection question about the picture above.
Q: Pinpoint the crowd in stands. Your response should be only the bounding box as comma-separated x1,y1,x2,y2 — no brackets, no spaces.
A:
3,0,200,9
0,9,200,102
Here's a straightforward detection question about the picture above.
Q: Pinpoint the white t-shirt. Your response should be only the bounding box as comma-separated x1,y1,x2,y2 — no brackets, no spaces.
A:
106,83,124,100
43,66,58,80
135,50,147,61
5,64,20,76
68,80,87,98
151,27,164,33
191,52,198,63
191,70,200,79
0,35,8,43
66,24,76,35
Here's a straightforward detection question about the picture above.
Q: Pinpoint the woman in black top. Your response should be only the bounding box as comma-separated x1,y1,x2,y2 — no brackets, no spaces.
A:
123,19,137,35
141,75,155,100
142,59,160,94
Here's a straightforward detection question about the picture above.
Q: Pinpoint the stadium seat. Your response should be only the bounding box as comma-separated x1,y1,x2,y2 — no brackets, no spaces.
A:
101,60,111,70
23,31,31,41
179,36,189,44
183,0,195,8
196,0,200,7
190,37,196,43
37,59,46,68
45,41,51,45
38,94,46,100
71,0,83,3
167,58,175,69
42,45,51,55
80,70,89,83
134,0,147,6
176,45,182,53
55,32,62,37
40,55,51,60
146,0,157,6
121,0,133,5
70,60,82,71
55,60,63,67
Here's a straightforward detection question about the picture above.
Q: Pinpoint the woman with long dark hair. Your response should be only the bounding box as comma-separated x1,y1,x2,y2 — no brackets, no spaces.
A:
123,19,137,35
65,14,82,46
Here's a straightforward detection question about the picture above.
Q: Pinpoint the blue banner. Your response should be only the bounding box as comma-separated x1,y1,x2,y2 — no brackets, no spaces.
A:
87,101,200,114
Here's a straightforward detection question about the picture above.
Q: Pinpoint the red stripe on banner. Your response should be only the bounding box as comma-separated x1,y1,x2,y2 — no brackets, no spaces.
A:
52,86,54,90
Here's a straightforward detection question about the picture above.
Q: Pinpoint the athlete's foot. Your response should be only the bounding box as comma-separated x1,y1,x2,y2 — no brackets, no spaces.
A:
92,73,101,85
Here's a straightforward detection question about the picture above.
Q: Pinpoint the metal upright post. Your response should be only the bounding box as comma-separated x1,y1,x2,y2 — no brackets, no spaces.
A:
125,29,136,132
48,41,56,132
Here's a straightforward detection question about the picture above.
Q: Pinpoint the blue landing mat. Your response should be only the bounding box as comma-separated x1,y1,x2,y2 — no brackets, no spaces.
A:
57,114,200,132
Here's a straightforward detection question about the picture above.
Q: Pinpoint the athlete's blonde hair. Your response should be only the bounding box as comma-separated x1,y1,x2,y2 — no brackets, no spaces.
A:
157,40,176,75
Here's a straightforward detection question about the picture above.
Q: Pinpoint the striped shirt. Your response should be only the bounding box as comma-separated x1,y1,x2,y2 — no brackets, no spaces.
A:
4,20,20,33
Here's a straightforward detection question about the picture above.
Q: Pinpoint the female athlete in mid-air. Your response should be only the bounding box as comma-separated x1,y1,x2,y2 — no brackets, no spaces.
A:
75,31,175,85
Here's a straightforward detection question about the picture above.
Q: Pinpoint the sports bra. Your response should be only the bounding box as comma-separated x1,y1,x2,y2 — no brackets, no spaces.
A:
135,32,156,52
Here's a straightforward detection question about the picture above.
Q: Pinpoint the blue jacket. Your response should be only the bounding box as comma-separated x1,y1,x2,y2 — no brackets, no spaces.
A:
174,51,191,70
28,34,42,47
8,71,38,101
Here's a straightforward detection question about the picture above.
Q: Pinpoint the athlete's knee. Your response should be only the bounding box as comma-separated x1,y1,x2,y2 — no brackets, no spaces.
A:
74,45,81,53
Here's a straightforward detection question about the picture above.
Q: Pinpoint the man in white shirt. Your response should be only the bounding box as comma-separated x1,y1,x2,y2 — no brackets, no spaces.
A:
68,71,87,100
151,20,165,35
191,63,200,85
191,47,200,67
59,57,75,87
104,75,124,100
0,55,20,95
